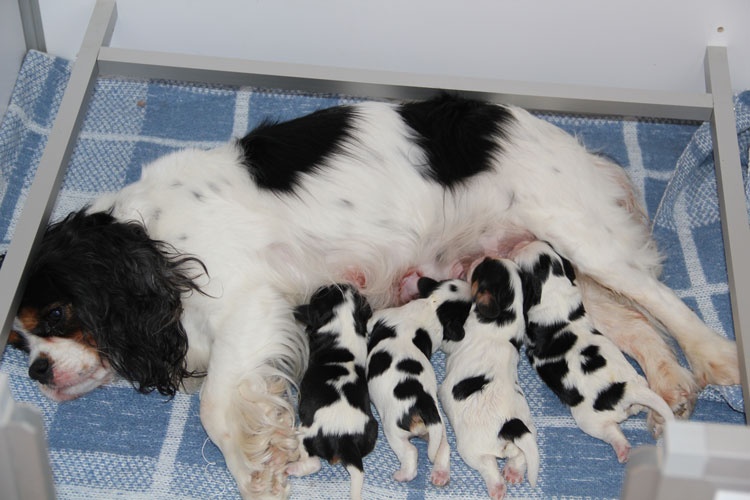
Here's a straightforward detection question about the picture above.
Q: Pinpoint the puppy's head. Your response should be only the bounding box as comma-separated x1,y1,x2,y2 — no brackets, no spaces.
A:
469,257,522,325
511,240,577,315
9,210,205,401
295,284,372,337
416,277,471,342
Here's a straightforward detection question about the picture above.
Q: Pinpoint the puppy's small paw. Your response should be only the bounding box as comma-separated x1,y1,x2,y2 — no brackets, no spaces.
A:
430,467,450,487
393,467,417,483
502,464,524,484
488,481,507,500
614,442,631,463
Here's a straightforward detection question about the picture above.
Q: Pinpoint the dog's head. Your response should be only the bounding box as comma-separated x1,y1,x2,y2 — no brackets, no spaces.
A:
294,284,372,338
416,277,472,342
468,257,523,326
511,240,578,319
8,210,206,401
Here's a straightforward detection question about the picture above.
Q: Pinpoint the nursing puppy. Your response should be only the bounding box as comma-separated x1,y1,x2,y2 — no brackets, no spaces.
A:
366,278,471,486
287,284,378,500
513,241,674,462
439,261,539,500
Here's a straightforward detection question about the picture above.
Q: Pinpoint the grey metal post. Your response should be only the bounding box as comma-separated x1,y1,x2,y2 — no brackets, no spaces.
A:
705,46,750,419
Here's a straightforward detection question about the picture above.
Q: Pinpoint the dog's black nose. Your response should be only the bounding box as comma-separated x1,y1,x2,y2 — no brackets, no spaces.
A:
29,357,53,384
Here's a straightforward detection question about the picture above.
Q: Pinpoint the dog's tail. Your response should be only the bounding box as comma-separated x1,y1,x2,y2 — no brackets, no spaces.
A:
515,431,540,487
626,382,675,424
499,417,539,487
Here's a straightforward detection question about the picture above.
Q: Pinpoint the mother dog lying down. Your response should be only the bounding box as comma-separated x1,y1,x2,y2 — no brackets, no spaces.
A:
8,94,739,498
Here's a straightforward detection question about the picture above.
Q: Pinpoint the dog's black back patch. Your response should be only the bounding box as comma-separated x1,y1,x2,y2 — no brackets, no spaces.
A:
396,358,424,376
452,375,491,401
593,381,626,411
498,418,531,442
341,365,370,412
394,379,441,431
580,345,607,374
412,328,433,359
535,359,584,407
238,105,356,193
568,303,586,322
368,320,397,352
367,351,392,380
398,94,513,189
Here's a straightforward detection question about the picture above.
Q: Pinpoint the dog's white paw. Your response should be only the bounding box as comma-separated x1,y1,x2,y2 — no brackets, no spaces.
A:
688,335,740,387
430,467,450,487
645,359,699,436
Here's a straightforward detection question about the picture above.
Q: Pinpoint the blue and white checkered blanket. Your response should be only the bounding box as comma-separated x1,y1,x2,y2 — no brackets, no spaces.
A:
1,51,747,499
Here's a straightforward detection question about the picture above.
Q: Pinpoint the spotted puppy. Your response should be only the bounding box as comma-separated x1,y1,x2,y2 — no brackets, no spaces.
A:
439,261,539,500
287,284,378,500
514,241,674,462
366,278,472,486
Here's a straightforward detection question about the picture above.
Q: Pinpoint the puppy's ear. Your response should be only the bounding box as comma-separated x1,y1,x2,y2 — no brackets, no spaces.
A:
474,290,500,319
31,211,206,397
353,292,373,337
417,277,439,298
293,302,334,332
7,331,29,352
293,304,312,326
520,270,542,316
560,255,577,284
437,300,471,342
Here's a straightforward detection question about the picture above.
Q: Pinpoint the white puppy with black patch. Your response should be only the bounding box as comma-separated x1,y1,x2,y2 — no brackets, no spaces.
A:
513,241,674,462
439,262,539,500
366,277,472,487
286,284,377,500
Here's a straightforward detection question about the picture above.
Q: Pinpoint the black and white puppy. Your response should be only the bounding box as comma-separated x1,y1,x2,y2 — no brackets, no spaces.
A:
513,241,674,462
287,284,377,500
366,277,471,486
439,261,539,500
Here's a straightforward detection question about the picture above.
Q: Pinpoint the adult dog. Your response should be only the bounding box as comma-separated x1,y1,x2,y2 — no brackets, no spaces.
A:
7,94,739,498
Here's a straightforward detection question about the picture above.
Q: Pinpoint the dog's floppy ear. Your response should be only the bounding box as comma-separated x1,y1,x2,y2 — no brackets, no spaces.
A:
293,303,334,332
520,269,542,317
437,300,471,342
474,290,500,319
417,277,439,298
560,254,577,284
30,211,206,397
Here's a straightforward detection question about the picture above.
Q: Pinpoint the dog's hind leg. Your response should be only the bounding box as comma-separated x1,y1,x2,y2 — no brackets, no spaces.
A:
345,463,365,500
585,268,739,388
384,429,419,482
574,413,631,463
427,424,451,486
579,276,700,427
462,452,507,500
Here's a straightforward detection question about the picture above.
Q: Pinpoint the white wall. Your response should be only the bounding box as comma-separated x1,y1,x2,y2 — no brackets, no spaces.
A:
33,0,750,94
0,0,28,117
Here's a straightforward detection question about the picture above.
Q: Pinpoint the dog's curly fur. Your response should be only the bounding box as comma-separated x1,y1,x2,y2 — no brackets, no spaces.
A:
8,94,739,498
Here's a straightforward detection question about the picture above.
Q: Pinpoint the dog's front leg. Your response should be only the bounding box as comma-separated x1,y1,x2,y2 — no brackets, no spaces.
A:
199,295,306,499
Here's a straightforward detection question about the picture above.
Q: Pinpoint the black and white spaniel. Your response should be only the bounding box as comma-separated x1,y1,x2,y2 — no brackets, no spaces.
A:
513,240,674,462
365,277,471,486
439,260,539,500
286,284,377,500
6,94,738,498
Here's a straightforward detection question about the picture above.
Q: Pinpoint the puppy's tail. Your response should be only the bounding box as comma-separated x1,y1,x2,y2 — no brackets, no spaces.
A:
626,382,675,424
515,432,540,487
